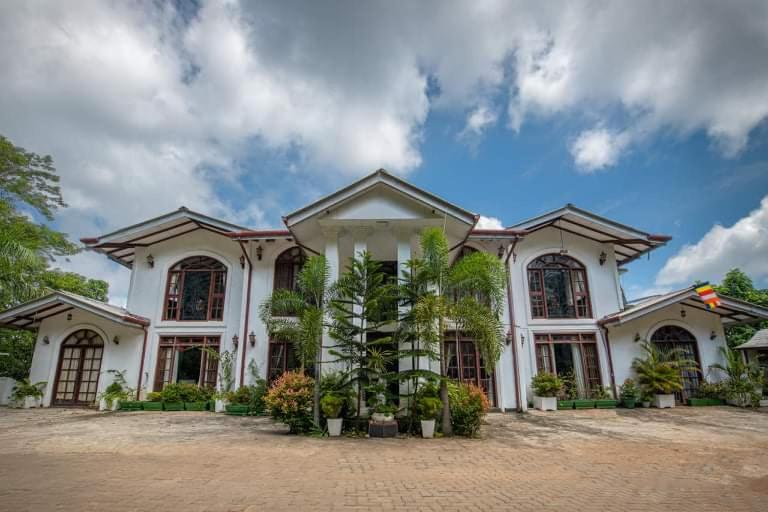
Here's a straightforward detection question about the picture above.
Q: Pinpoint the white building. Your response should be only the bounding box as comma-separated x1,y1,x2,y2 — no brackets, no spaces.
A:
3,169,767,410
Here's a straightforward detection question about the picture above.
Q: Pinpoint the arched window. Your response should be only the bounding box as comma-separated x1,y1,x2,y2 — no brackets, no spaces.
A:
274,247,306,292
53,329,104,405
163,256,227,321
527,254,591,319
651,325,701,402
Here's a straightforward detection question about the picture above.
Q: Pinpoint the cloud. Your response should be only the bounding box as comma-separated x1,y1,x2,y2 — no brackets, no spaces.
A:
459,105,499,142
656,196,768,287
476,215,504,230
570,128,630,172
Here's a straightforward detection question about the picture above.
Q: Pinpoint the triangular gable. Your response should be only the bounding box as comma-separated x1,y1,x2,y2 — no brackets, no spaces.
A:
81,207,248,268
283,169,477,227
511,204,671,265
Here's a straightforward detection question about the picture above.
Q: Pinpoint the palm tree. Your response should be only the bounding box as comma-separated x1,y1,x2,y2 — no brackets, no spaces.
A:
260,255,331,426
417,227,506,436
631,340,698,395
709,345,763,406
0,233,40,307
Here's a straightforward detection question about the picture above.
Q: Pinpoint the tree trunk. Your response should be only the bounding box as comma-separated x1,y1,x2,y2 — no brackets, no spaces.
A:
439,317,452,436
313,340,321,427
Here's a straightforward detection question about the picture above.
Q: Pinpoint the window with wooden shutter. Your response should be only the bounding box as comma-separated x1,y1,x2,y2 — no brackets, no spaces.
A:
527,254,592,319
163,256,227,321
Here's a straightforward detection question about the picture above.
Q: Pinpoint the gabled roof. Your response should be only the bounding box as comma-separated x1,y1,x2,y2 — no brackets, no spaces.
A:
81,207,248,268
0,290,149,331
283,169,477,227
735,329,768,350
510,204,671,266
599,286,768,328
228,229,292,241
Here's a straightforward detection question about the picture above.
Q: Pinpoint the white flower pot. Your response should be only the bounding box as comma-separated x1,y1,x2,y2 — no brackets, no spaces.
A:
23,396,40,409
371,413,394,422
420,419,435,438
653,394,675,409
99,398,119,411
327,418,343,437
533,396,557,411
215,399,227,413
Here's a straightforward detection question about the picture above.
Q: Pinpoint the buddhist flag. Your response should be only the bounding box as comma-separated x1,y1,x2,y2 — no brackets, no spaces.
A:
695,283,721,310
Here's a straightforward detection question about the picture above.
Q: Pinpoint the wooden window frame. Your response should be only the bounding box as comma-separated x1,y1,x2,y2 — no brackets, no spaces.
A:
162,257,227,322
533,332,601,392
650,325,703,403
444,332,497,406
153,335,220,391
273,247,307,293
52,329,105,406
527,254,593,320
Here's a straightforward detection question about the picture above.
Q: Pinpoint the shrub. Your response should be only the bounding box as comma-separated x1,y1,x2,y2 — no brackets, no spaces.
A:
159,383,203,402
225,381,268,414
11,379,46,402
99,381,130,408
591,386,610,399
531,372,562,397
320,394,344,419
694,380,726,400
632,340,696,394
415,396,442,421
448,381,489,437
620,378,638,400
264,371,314,433
147,391,162,402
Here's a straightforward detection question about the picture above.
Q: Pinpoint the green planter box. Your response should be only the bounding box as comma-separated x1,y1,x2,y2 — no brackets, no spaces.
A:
687,398,725,406
118,400,143,411
622,398,636,409
225,404,250,416
557,400,575,410
573,400,596,409
184,402,207,411
142,401,163,411
595,399,619,409
163,402,184,411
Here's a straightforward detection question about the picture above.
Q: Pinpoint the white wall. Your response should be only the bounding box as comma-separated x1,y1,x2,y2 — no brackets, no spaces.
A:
29,308,145,406
605,303,728,386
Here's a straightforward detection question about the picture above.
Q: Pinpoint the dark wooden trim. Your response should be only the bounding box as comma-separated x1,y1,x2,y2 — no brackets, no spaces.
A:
239,242,253,387
504,244,522,411
136,327,149,400
601,327,618,398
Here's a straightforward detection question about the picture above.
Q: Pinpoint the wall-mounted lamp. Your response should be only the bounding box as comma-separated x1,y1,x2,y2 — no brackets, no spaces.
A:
249,331,256,347
497,245,505,259
239,255,245,269
146,254,155,268
634,333,641,342
255,245,263,261
112,335,120,345
599,251,607,266
66,312,72,321
710,330,717,340
232,334,239,349
520,333,526,347
43,336,50,345
680,307,687,318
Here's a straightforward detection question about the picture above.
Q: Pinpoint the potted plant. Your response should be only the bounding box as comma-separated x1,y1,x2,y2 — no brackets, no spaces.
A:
183,385,212,411
371,403,397,423
225,386,253,415
620,379,638,409
157,384,184,411
688,381,726,406
415,395,442,439
592,386,618,408
632,340,697,409
531,372,562,411
142,391,163,410
709,346,763,408
11,379,46,408
640,389,652,408
321,393,345,437
99,370,133,411
557,371,577,409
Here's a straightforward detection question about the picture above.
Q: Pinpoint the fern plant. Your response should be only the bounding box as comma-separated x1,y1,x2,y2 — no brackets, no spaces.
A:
631,341,698,395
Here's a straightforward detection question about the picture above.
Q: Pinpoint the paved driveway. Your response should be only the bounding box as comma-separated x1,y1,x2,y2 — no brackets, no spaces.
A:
0,407,766,511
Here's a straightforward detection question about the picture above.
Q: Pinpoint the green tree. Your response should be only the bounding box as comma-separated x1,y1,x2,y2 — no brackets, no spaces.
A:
714,269,768,347
259,255,332,426
328,251,397,418
414,227,506,436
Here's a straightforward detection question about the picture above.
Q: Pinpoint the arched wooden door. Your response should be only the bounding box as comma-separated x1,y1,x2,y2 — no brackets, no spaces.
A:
52,329,104,406
651,325,701,403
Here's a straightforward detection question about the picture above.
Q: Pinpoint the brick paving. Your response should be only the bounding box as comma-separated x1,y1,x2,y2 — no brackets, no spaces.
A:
0,407,766,511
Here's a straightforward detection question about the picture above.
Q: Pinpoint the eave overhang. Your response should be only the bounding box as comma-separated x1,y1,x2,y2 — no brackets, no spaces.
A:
510,204,671,266
0,291,149,331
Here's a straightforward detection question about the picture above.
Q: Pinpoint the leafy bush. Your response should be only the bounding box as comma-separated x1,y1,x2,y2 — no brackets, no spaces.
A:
11,379,46,401
264,371,315,433
159,383,204,402
590,386,610,399
560,371,578,399
531,372,562,397
320,394,344,419
710,346,763,407
99,370,133,407
320,372,355,417
147,391,162,402
694,380,726,400
226,380,268,414
448,381,489,437
415,396,442,421
620,378,638,400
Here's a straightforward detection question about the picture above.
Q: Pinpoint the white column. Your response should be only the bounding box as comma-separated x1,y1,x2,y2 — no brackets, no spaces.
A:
323,228,340,372
396,229,414,403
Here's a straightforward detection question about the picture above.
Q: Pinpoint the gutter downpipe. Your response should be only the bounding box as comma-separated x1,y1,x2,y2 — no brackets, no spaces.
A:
599,322,619,399
504,238,522,412
136,325,149,400
238,240,253,387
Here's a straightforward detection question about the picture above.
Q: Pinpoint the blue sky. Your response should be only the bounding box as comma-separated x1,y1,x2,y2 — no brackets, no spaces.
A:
1,1,766,305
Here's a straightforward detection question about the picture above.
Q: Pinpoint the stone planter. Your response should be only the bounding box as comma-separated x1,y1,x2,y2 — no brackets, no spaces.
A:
533,396,557,411
215,399,227,413
641,401,651,408
327,418,343,437
371,412,394,422
653,394,675,409
99,398,120,411
420,419,436,438
22,396,41,409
